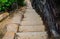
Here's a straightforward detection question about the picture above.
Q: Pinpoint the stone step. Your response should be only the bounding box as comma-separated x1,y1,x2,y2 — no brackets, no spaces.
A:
7,24,18,33
21,20,43,26
24,12,40,18
25,8,37,12
10,13,23,24
26,9,35,12
24,16,41,21
15,32,48,39
23,17,42,21
19,25,45,32
24,9,40,16
24,11,41,21
24,15,40,19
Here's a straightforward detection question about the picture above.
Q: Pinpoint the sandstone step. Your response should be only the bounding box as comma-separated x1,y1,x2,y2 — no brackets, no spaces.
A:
21,20,43,26
24,9,40,16
24,15,40,19
15,32,48,39
25,8,37,12
24,13,40,18
19,25,45,32
10,13,23,24
24,16,41,21
26,9,35,12
23,17,42,21
23,15,42,21
24,12,40,17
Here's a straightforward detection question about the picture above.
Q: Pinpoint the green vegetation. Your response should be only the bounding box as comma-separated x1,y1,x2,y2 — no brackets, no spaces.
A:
0,0,25,12
17,0,26,6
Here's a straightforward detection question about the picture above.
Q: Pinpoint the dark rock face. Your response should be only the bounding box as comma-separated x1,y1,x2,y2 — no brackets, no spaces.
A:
30,0,60,39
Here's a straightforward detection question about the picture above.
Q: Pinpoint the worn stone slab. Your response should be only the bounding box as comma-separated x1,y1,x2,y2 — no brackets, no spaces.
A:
0,12,9,21
16,32,48,39
24,13,40,20
23,16,42,21
11,13,23,24
24,12,40,18
21,20,43,26
7,24,18,33
19,25,45,32
2,32,15,39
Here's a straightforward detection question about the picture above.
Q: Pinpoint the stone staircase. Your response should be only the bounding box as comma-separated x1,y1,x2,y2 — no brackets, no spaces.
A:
2,0,48,39
15,0,48,39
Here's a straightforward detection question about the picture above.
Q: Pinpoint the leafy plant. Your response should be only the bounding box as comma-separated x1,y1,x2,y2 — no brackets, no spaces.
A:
0,0,25,12
17,0,26,6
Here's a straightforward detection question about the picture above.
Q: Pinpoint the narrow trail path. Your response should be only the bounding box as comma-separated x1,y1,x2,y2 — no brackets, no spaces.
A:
15,0,48,39
2,0,48,39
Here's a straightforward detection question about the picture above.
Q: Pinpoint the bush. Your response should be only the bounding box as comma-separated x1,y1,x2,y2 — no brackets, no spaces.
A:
0,0,16,11
17,0,26,6
0,0,25,12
